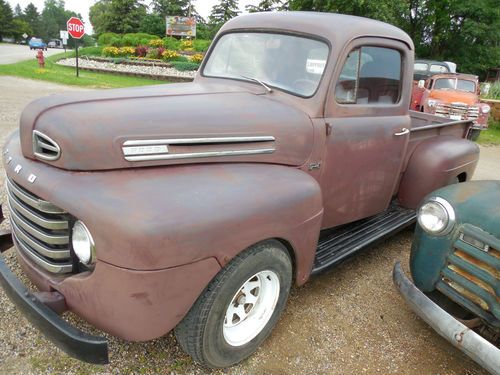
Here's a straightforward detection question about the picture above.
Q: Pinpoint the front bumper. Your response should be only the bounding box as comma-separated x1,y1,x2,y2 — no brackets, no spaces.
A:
0,205,109,365
393,262,500,375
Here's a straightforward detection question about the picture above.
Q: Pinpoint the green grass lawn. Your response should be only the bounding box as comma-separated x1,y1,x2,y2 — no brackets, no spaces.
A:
477,119,500,145
0,49,164,89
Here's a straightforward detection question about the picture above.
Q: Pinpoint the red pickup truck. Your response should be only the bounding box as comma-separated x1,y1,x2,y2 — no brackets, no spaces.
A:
0,12,480,368
411,73,491,139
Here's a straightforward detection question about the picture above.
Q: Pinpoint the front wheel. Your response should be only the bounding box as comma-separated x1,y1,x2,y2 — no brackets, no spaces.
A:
175,240,292,368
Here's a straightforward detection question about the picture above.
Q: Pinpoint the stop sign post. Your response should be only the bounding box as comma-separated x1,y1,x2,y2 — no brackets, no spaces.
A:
67,17,85,77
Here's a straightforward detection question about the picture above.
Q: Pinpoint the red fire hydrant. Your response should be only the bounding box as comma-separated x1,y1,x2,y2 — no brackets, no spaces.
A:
36,49,45,68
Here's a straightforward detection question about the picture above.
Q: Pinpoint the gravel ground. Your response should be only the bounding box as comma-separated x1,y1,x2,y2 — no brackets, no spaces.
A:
57,58,196,79
0,76,498,375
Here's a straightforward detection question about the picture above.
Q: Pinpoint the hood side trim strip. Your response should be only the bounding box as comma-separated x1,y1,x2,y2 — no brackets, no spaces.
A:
123,136,275,147
124,148,275,162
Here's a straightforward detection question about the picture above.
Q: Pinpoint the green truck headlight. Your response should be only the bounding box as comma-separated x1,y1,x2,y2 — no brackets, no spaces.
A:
418,197,456,236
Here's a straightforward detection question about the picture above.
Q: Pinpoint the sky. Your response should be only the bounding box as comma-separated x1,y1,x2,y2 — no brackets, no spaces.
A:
7,0,262,34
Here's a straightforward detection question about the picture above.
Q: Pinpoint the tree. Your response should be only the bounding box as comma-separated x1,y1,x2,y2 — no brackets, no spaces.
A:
24,3,41,36
13,3,23,17
106,0,147,34
11,19,32,41
89,0,112,36
246,0,288,12
150,0,190,17
0,0,14,38
139,13,165,36
208,0,240,27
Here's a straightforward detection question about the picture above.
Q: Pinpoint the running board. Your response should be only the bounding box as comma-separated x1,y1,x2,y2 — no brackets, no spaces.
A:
312,205,416,274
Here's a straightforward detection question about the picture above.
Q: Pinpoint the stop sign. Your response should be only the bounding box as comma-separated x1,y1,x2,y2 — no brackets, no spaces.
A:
67,17,85,39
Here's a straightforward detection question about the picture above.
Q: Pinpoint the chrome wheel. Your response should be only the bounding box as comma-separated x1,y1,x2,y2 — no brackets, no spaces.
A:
223,270,280,347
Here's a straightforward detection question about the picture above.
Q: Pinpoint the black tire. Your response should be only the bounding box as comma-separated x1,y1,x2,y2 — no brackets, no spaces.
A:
175,240,292,368
468,128,481,141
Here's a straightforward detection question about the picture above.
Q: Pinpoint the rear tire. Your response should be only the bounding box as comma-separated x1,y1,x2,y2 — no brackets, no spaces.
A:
468,128,481,141
175,240,292,368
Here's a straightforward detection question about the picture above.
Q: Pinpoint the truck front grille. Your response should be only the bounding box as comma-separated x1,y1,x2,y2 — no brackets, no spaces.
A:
6,177,73,274
435,102,479,120
437,224,499,326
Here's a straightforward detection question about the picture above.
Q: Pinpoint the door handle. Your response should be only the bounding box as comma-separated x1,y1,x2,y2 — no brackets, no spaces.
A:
394,128,410,136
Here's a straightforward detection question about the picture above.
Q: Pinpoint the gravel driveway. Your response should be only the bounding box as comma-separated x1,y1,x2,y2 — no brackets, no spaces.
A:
0,76,498,375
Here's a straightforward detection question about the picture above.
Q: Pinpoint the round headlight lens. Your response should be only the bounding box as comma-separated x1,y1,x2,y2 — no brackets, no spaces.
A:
427,99,438,107
481,104,491,114
417,197,455,235
72,221,95,265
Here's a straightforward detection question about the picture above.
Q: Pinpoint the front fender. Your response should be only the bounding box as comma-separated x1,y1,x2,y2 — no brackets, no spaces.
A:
4,135,323,284
398,135,479,209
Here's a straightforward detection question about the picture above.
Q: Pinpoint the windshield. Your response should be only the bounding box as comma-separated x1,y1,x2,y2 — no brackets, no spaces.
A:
434,78,476,92
203,32,329,97
414,63,428,71
31,38,42,43
430,64,449,73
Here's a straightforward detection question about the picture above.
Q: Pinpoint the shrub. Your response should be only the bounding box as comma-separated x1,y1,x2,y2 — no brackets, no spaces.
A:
102,46,120,57
146,48,163,59
486,82,500,100
135,45,148,57
190,54,204,64
119,46,136,56
109,36,123,47
171,61,200,71
162,49,180,61
180,39,193,50
163,37,181,50
149,39,164,48
98,32,120,46
79,46,103,57
122,33,157,46
193,39,211,52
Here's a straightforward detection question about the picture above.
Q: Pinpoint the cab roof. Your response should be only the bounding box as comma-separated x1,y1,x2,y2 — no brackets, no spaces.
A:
220,12,414,50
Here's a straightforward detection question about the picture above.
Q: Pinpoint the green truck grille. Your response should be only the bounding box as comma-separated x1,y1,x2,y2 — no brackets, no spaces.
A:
436,224,500,328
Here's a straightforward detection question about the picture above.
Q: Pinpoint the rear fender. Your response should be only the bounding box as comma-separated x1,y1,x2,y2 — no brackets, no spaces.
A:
398,136,479,209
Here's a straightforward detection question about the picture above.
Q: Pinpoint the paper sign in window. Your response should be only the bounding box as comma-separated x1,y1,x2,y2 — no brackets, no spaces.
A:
306,59,326,74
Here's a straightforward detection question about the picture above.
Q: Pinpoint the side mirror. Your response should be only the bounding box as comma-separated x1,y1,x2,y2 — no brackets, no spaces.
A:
418,80,425,89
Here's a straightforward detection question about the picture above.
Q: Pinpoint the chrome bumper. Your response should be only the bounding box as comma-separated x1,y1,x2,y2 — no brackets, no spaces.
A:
393,262,500,375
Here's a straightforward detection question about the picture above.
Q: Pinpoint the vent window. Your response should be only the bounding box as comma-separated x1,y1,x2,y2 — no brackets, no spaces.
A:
33,130,61,161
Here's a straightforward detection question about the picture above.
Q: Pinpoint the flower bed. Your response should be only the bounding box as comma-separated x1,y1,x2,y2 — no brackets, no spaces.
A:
57,57,196,82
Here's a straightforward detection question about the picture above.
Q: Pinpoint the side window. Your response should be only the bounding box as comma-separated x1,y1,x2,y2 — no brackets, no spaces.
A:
335,46,402,105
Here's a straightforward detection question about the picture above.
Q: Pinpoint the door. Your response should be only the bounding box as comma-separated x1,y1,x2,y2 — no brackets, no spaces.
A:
320,38,412,228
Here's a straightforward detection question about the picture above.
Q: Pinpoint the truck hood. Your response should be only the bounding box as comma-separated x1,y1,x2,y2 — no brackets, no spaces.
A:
428,89,478,105
19,83,314,171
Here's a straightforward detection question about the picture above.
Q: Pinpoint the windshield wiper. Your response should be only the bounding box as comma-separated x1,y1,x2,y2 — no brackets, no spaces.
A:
239,75,273,93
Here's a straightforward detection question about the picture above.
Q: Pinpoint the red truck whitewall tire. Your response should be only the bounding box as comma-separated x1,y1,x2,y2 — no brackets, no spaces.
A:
174,240,292,368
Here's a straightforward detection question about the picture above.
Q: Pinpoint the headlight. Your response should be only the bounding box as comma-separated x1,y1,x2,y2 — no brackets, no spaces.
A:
481,104,491,114
417,197,456,235
72,220,96,265
427,99,438,107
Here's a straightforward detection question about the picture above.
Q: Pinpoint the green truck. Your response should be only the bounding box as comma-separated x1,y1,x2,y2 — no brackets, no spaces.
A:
394,180,500,375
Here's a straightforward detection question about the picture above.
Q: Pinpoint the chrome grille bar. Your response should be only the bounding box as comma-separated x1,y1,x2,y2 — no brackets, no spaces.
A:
11,219,70,259
8,200,69,245
7,187,68,230
7,178,64,214
12,231,72,274
6,177,72,274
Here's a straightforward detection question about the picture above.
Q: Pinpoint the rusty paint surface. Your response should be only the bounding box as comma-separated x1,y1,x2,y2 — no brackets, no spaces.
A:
455,250,499,280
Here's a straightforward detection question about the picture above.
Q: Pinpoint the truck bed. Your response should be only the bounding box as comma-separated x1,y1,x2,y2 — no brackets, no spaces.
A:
406,110,474,168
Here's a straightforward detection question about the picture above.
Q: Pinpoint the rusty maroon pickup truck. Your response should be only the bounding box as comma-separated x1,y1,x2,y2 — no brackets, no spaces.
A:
0,12,480,368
